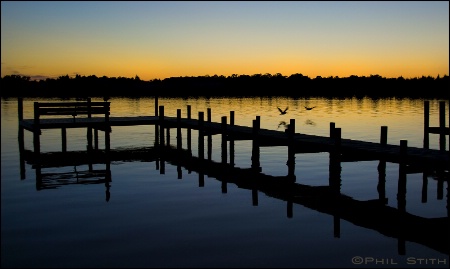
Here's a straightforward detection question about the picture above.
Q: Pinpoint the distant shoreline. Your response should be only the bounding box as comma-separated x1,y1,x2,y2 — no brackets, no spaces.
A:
1,73,449,99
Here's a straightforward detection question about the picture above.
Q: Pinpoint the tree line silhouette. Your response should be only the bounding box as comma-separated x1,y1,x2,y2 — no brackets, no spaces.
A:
1,73,448,98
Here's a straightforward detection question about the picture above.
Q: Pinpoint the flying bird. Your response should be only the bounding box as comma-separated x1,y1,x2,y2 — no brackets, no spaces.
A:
278,107,289,115
277,121,288,130
304,106,316,110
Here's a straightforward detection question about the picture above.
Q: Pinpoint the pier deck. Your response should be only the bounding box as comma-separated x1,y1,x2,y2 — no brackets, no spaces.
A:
19,114,449,169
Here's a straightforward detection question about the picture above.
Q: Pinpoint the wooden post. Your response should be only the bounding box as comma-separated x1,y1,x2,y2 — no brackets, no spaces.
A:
198,112,204,161
177,109,182,151
398,140,407,212
423,101,429,149
206,108,212,160
380,126,388,146
400,139,407,156
397,139,407,256
251,117,261,172
86,98,93,171
329,127,342,195
334,128,341,148
18,122,26,180
439,101,446,151
159,106,165,148
33,102,41,156
87,98,93,152
198,111,205,187
187,105,192,155
94,128,99,150
377,126,388,204
158,106,165,174
18,98,25,179
221,116,227,165
62,128,67,152
176,108,182,179
207,108,211,123
287,119,296,181
330,122,335,138
155,96,158,116
187,105,191,119
104,102,111,176
229,111,235,167
155,124,159,171
221,116,228,193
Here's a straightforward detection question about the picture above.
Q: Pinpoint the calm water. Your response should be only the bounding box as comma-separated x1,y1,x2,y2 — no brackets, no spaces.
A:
1,96,449,268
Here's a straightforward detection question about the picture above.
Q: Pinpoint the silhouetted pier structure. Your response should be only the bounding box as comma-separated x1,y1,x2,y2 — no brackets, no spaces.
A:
17,98,449,254
18,98,449,171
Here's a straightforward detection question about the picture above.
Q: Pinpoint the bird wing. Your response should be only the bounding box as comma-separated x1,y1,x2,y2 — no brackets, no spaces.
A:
284,107,289,112
277,107,283,113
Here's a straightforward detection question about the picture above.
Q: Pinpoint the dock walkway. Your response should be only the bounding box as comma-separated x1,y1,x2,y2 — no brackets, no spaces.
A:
19,114,449,170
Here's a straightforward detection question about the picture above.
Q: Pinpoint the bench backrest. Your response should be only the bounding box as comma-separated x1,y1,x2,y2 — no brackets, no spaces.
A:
34,100,110,123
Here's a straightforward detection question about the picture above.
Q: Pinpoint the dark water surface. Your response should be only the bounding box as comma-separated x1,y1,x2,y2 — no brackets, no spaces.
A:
1,97,448,268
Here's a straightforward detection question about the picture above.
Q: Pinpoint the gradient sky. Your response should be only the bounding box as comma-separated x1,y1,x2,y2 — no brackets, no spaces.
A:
1,1,449,81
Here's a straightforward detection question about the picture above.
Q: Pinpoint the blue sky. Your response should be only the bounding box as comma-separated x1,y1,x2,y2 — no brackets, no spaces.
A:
1,1,448,80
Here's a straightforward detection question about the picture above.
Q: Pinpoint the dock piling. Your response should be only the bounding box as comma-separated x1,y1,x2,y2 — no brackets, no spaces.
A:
439,101,446,151
424,101,430,149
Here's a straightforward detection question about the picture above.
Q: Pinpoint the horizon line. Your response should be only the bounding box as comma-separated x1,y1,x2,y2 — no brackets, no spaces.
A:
3,72,449,82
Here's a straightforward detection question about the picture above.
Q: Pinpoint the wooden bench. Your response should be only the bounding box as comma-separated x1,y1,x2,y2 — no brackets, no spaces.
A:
33,99,110,127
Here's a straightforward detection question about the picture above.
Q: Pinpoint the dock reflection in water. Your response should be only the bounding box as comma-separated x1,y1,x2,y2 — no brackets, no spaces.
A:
19,121,449,257
7,97,448,268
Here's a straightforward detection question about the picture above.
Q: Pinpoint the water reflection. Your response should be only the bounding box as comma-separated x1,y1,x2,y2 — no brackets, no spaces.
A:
304,119,316,126
19,122,449,256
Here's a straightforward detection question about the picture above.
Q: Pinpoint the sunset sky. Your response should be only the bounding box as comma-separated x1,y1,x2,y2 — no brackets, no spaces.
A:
1,1,448,81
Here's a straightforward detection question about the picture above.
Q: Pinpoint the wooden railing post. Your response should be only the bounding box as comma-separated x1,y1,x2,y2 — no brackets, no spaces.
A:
87,98,93,153
424,101,429,149
159,106,165,149
439,101,446,151
198,111,204,161
330,122,335,139
229,111,235,167
33,102,41,155
207,108,212,161
287,119,296,181
155,95,159,116
187,105,192,155
104,102,111,154
251,117,261,172
378,126,388,204
221,116,227,165
177,109,182,151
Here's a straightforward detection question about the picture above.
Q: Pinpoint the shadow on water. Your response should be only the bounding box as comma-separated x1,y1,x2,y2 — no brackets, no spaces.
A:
20,138,449,255
16,98,449,258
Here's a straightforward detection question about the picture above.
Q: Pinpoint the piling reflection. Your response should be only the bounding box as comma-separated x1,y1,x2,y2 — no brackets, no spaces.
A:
20,143,448,255
18,114,449,257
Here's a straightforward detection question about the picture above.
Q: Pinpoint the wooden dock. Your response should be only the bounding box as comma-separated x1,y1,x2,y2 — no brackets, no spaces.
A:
16,97,449,255
18,98,449,170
